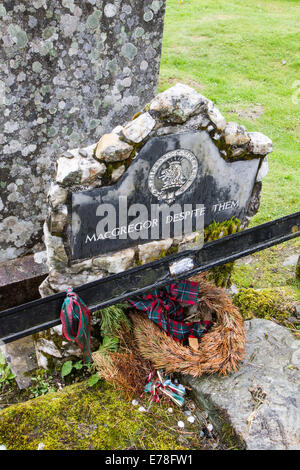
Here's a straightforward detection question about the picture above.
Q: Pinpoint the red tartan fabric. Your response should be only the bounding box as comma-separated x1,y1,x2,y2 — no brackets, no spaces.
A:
60,288,92,363
128,280,212,342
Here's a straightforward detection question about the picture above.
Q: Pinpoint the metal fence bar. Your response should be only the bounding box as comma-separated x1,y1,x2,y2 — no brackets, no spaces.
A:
0,212,299,344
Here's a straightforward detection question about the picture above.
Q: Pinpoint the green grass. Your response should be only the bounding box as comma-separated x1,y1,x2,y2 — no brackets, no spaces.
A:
160,0,300,225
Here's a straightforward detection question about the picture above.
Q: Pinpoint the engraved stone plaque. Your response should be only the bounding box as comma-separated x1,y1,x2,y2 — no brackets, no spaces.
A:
72,131,260,260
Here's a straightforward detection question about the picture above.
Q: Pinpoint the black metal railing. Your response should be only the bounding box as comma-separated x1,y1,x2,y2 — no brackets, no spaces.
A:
0,212,299,344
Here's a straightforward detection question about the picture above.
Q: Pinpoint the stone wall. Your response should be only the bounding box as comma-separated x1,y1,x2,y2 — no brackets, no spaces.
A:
0,0,166,262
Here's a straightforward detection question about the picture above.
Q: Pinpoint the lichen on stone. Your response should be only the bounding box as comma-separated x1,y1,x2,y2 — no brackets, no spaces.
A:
0,0,167,262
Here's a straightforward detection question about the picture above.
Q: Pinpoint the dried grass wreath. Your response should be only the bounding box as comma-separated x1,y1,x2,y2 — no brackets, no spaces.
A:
93,274,246,397
130,274,246,377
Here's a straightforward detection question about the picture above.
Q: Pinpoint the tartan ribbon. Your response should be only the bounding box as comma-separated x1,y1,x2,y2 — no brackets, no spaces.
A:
144,371,185,407
60,288,92,363
128,280,212,342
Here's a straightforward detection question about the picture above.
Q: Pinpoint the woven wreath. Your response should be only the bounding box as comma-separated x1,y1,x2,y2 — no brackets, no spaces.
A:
130,274,246,377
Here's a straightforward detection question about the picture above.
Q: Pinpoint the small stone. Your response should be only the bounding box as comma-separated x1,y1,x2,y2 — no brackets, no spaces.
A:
39,277,55,298
138,238,173,264
207,103,226,131
93,248,135,274
187,416,195,424
1,336,37,389
282,254,299,267
51,325,63,335
80,156,106,184
78,143,97,159
56,153,106,186
111,165,126,183
155,126,183,136
48,183,68,209
247,132,273,155
256,157,269,182
49,205,68,233
207,423,213,432
223,122,250,146
184,410,192,417
122,112,156,143
69,259,93,274
0,445,7,450
37,443,45,450
177,421,185,428
281,59,287,65
95,133,133,163
35,338,62,359
150,83,206,123
226,283,239,296
43,222,68,270
167,407,173,413
206,101,226,131
132,399,139,406
199,431,205,438
185,113,210,130
138,406,146,412
111,125,123,135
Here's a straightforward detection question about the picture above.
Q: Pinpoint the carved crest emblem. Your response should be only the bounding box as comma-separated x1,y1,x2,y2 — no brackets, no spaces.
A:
148,149,198,203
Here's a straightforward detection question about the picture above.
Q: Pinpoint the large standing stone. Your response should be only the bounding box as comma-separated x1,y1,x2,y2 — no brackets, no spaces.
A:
183,319,300,450
0,0,166,262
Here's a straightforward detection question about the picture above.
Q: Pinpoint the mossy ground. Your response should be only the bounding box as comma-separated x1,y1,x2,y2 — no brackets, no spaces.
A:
0,380,211,451
232,238,300,300
233,287,295,322
232,238,300,331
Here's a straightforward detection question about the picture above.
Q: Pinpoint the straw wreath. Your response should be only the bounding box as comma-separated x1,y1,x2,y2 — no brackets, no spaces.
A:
131,274,246,377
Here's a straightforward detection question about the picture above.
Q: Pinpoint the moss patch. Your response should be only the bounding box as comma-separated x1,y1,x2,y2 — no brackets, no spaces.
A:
0,380,205,450
233,287,295,323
